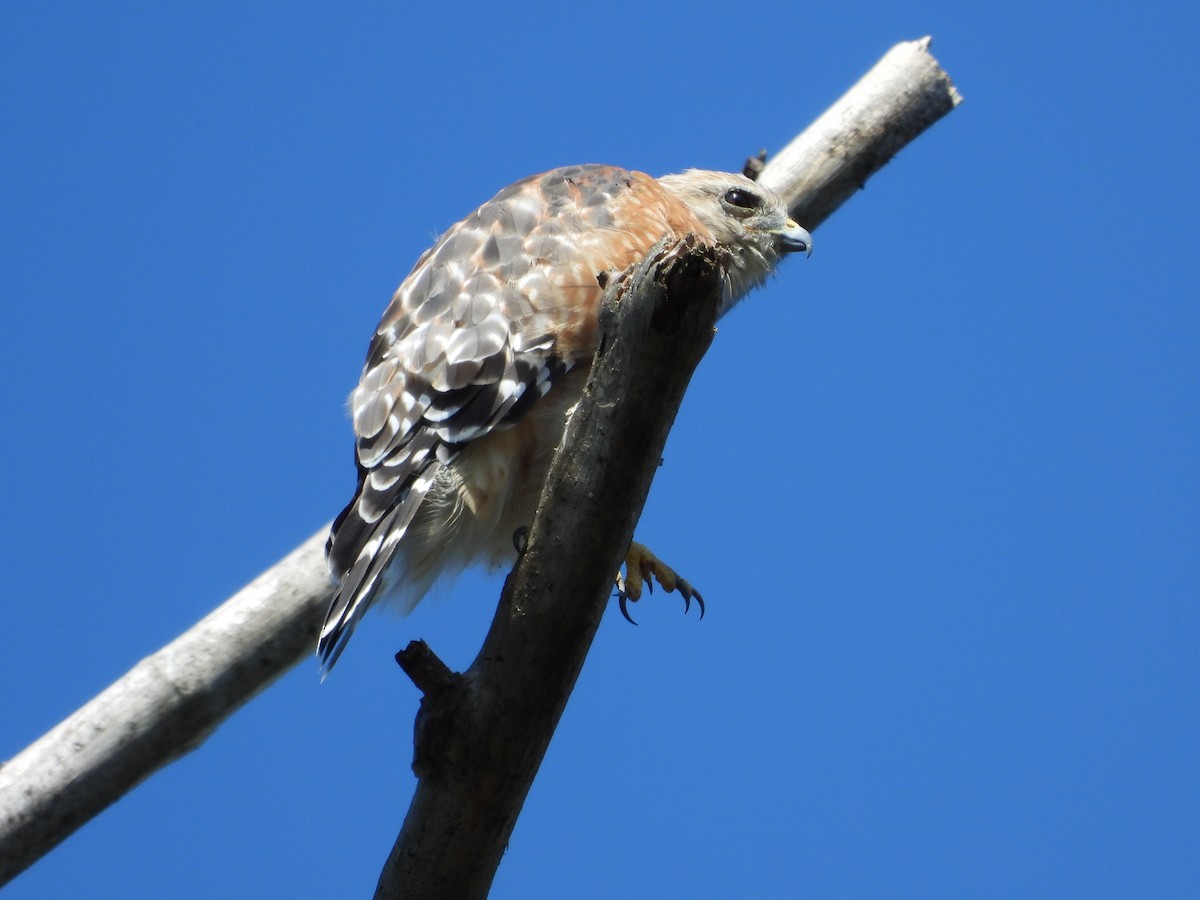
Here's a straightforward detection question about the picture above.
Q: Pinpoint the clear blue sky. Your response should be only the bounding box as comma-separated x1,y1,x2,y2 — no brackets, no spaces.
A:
3,2,1197,897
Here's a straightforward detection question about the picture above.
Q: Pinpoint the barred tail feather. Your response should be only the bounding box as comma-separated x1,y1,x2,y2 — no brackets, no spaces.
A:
319,467,437,676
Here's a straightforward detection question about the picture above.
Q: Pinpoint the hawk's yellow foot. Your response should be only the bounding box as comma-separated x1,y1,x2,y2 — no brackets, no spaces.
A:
616,541,705,624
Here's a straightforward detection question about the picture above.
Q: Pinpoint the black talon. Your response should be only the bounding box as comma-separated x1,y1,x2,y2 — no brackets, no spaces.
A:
512,525,529,555
615,571,704,624
678,580,705,619
617,591,639,625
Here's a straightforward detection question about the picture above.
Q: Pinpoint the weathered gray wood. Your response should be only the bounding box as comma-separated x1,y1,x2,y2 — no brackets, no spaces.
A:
0,531,333,886
373,36,961,899
759,36,962,229
374,238,723,899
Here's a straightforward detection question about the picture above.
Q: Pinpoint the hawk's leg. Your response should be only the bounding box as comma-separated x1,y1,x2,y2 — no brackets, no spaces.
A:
616,541,705,624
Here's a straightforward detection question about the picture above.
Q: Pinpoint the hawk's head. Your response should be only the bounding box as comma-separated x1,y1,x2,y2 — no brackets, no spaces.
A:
657,169,812,314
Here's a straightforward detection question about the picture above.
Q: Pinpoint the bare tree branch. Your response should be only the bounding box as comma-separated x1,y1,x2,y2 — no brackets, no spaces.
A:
375,236,723,898
759,36,962,229
372,42,962,896
0,36,960,889
0,532,333,886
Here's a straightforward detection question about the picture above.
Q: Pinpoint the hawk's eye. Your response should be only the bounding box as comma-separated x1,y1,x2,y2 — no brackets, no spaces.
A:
723,188,759,210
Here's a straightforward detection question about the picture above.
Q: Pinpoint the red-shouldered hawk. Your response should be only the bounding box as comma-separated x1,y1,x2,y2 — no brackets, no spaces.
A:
320,164,811,672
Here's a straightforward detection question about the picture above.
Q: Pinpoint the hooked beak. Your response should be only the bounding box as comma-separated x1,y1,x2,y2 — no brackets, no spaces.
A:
776,219,813,257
